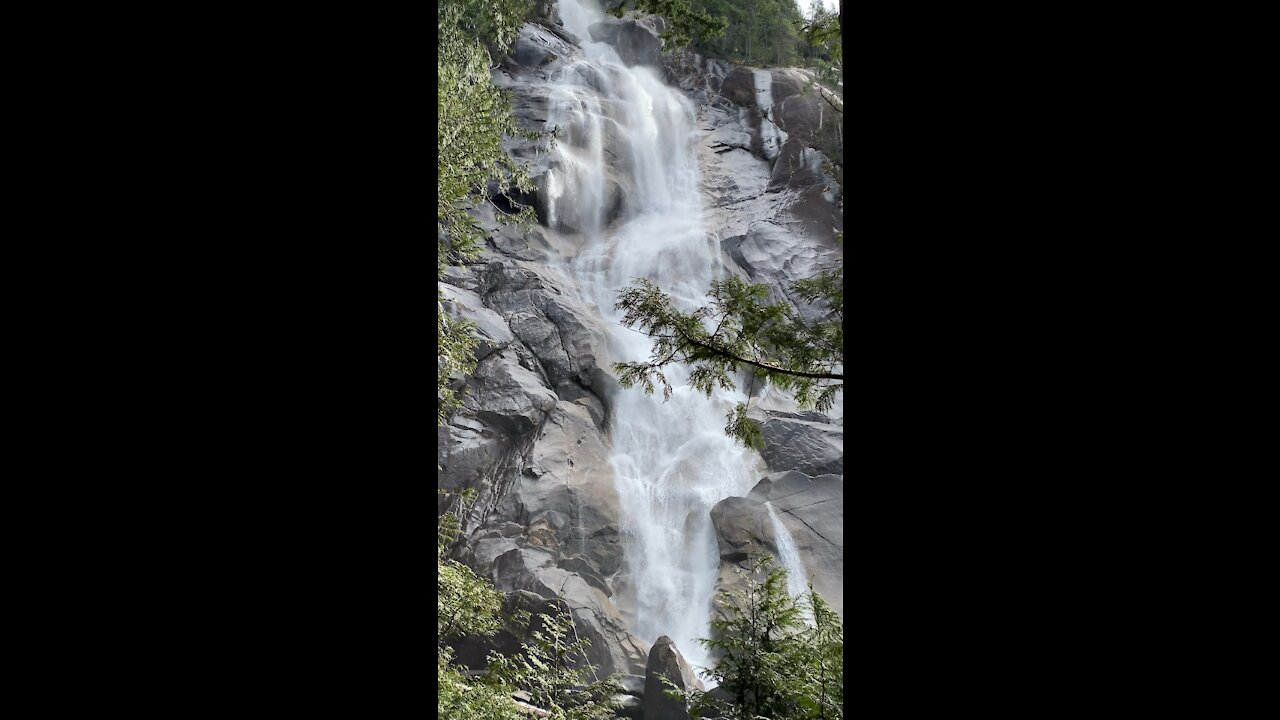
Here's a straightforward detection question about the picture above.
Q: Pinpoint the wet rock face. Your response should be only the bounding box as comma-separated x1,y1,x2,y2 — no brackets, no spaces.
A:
661,49,730,105
708,468,844,618
441,14,844,694
693,63,842,324
748,471,844,617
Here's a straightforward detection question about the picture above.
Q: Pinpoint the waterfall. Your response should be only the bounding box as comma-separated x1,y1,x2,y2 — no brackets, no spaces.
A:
754,68,787,159
542,0,763,681
765,502,814,626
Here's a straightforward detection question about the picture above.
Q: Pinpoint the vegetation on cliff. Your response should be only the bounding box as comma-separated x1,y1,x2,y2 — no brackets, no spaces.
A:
666,555,845,720
636,0,841,72
437,1,844,715
436,3,621,714
438,493,624,719
437,0,539,423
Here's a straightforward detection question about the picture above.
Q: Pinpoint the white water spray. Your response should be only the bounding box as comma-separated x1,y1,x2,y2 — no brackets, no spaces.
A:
765,502,814,626
542,0,764,679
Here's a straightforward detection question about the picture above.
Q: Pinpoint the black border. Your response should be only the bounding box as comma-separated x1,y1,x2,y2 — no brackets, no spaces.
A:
107,1,1154,714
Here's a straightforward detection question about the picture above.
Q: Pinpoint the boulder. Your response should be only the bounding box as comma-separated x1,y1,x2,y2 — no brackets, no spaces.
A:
439,283,515,360
482,259,610,395
717,66,758,107
757,412,844,477
708,496,777,562
643,636,704,720
749,471,844,617
470,351,558,437
748,470,842,515
588,19,661,68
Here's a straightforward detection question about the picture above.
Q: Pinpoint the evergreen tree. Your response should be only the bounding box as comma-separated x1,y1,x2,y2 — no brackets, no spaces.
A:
800,3,841,86
666,555,844,720
680,0,807,67
609,0,728,48
438,490,523,719
487,608,624,720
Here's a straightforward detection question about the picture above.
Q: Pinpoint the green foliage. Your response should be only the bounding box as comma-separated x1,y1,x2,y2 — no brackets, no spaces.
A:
723,402,766,451
438,558,505,640
438,491,618,719
683,0,807,66
802,588,844,720
609,0,728,48
698,556,808,719
439,309,480,423
437,0,539,425
801,3,841,64
438,2,537,269
487,608,625,720
612,238,843,449
801,4,842,89
815,58,839,85
438,492,522,716
671,555,844,720
438,489,505,641
451,0,537,53
440,646,525,720
659,1,840,72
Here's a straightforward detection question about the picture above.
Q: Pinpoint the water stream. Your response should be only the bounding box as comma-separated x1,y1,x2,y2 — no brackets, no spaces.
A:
766,502,814,625
543,0,763,679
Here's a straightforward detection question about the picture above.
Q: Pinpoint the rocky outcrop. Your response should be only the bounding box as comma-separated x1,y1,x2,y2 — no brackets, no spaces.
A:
440,7,844,703
644,636,704,720
686,60,842,325
709,496,778,563
756,410,843,477
748,471,844,617
447,590,566,670
707,494,784,605
482,258,610,395
589,18,661,68
715,66,758,108
440,241,645,676
707,469,844,620
720,222,838,324
661,49,730,105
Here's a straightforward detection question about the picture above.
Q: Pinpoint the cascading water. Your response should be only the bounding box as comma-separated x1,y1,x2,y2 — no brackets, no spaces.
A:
766,502,815,626
541,0,764,679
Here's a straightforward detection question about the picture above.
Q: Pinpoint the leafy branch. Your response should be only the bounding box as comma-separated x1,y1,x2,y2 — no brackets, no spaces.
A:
612,247,843,449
